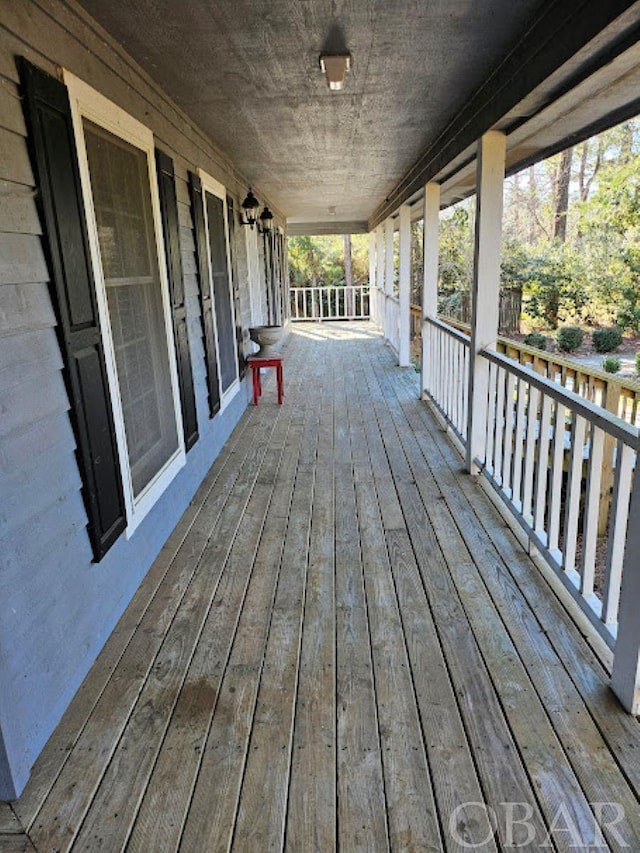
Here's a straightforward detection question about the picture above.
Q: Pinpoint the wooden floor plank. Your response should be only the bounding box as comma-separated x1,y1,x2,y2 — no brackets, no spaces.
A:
333,356,389,853
351,348,497,851
12,408,260,831
126,359,312,852
361,346,551,849
230,359,323,851
371,349,609,851
28,349,308,853
6,323,640,853
0,803,21,834
387,362,640,846
285,379,336,851
0,834,36,853
180,343,323,852
346,347,443,852
178,434,307,851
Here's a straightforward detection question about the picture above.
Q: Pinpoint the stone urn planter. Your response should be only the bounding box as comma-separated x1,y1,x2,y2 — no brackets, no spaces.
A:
248,325,283,358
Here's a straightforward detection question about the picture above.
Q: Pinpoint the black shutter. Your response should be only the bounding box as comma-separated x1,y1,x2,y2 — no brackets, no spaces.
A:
226,196,247,380
155,150,198,450
19,59,126,561
188,171,221,417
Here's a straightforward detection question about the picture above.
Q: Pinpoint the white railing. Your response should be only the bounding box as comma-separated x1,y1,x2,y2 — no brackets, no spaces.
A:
477,349,638,648
289,285,369,321
424,317,470,442
384,294,400,355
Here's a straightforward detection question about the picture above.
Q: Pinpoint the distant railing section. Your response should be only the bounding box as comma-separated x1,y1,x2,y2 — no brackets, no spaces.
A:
424,317,470,442
477,349,639,649
289,285,370,322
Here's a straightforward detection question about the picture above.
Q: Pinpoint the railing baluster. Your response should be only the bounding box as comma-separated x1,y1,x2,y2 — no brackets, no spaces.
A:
522,384,539,522
548,401,566,556
493,365,506,486
485,361,497,475
563,413,587,575
602,442,635,626
533,393,552,539
501,371,517,498
511,378,527,510
580,425,604,597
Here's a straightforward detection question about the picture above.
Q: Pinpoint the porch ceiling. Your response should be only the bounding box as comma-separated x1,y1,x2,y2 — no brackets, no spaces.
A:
76,0,639,232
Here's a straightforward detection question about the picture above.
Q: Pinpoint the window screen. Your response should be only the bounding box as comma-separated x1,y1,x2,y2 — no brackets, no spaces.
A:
83,120,179,498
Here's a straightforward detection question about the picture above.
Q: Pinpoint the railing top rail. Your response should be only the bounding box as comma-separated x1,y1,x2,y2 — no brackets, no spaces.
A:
426,315,471,345
290,284,368,290
498,340,640,391
433,314,640,394
482,348,640,448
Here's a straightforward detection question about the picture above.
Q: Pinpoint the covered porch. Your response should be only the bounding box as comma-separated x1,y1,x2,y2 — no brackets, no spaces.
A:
3,323,639,851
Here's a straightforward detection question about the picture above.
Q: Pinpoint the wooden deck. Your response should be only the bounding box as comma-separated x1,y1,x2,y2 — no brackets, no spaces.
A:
2,322,640,852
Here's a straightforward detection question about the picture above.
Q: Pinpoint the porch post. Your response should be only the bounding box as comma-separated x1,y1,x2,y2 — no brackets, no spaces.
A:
376,225,385,333
611,475,640,713
465,130,506,474
385,217,394,349
368,230,377,323
421,182,440,399
398,204,411,366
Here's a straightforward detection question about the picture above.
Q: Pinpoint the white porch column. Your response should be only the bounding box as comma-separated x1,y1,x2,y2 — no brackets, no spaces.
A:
368,230,377,323
385,217,395,347
466,130,506,474
421,182,440,398
376,225,385,332
398,204,411,367
611,476,640,713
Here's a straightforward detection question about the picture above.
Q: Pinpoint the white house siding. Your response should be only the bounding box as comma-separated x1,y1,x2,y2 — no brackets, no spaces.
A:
0,0,279,798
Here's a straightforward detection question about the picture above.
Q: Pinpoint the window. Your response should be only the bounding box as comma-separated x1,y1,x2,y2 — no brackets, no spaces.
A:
65,72,185,533
198,170,240,409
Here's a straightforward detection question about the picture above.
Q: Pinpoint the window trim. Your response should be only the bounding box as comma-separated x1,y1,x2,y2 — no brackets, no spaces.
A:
64,70,186,536
197,167,240,412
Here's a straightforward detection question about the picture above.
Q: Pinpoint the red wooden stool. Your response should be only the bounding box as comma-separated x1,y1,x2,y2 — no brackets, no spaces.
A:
248,355,284,406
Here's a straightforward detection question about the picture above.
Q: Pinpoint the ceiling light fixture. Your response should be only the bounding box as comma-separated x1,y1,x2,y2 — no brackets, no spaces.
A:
319,54,351,91
240,188,273,233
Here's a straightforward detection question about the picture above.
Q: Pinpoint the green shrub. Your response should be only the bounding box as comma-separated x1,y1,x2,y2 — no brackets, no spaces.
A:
523,332,548,351
556,326,584,352
602,356,621,374
636,352,640,375
592,326,623,353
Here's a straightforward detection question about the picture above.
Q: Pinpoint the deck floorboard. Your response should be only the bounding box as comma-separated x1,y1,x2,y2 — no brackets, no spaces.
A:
5,322,640,852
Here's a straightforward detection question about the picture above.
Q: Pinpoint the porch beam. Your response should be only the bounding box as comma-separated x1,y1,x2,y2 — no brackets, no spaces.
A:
384,218,394,347
368,230,377,324
421,182,440,399
611,474,640,713
466,131,506,474
398,205,411,367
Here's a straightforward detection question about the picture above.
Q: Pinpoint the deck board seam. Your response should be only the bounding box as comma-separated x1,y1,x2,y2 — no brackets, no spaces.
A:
349,344,446,850
342,345,393,853
379,346,640,844
221,344,324,851
391,360,640,795
15,400,262,831
359,346,508,848
363,344,559,847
